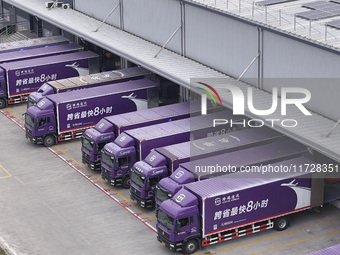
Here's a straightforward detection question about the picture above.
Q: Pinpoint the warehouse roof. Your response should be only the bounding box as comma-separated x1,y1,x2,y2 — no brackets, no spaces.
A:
189,0,340,51
4,0,340,162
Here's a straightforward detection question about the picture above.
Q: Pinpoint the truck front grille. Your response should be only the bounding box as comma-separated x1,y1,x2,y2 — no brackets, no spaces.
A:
131,185,141,197
157,226,170,240
82,151,90,160
101,166,110,175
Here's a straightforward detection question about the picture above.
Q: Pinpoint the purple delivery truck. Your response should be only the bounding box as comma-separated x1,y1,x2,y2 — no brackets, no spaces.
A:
132,138,306,208
101,110,244,189
27,66,151,107
157,157,322,254
0,43,82,64
0,35,69,54
25,79,158,146
152,139,309,210
146,127,284,208
82,100,216,171
0,51,99,108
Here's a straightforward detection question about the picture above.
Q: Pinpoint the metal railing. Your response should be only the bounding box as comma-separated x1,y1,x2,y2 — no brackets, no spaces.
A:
0,21,31,42
196,0,340,42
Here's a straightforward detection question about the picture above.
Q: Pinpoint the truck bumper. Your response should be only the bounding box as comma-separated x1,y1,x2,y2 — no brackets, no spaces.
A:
130,190,154,208
157,234,182,252
25,132,43,145
82,153,100,171
101,170,121,186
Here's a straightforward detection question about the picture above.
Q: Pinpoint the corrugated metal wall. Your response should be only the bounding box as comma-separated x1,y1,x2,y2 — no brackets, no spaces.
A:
74,0,120,28
262,31,340,121
123,0,181,53
185,4,259,81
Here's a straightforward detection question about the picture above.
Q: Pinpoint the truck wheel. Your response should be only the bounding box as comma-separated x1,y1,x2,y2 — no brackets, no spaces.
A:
274,216,289,231
123,177,130,189
0,99,6,109
184,239,198,254
43,135,55,147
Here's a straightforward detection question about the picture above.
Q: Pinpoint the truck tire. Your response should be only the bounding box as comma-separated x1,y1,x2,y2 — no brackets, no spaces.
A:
123,177,130,189
43,135,55,147
184,239,198,254
274,216,289,231
0,98,6,109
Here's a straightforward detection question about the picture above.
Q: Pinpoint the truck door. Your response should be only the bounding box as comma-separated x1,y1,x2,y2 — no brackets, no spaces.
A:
146,176,159,198
117,156,132,173
176,216,198,238
37,117,54,134
176,216,193,236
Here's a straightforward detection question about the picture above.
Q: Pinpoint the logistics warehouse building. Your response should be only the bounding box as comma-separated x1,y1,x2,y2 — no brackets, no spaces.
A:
2,0,339,162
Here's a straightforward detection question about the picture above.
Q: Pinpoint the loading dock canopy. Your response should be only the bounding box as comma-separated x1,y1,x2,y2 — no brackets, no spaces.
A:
5,0,340,162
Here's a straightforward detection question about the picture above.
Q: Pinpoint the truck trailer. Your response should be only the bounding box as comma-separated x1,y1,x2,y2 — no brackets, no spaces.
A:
27,66,151,107
0,43,82,64
0,35,69,54
0,50,99,108
101,110,244,189
133,127,283,208
153,139,309,211
82,100,215,171
25,79,158,146
157,157,322,254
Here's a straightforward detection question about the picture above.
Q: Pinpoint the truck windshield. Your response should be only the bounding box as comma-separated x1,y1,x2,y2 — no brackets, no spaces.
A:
158,209,174,231
27,98,35,108
101,153,115,168
156,185,172,202
82,137,94,152
131,170,145,188
25,113,35,128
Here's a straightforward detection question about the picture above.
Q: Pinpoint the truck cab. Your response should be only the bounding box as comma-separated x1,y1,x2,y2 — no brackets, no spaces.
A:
25,98,56,146
130,151,168,208
157,188,200,254
27,83,55,108
155,167,195,207
101,133,136,188
82,118,115,170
